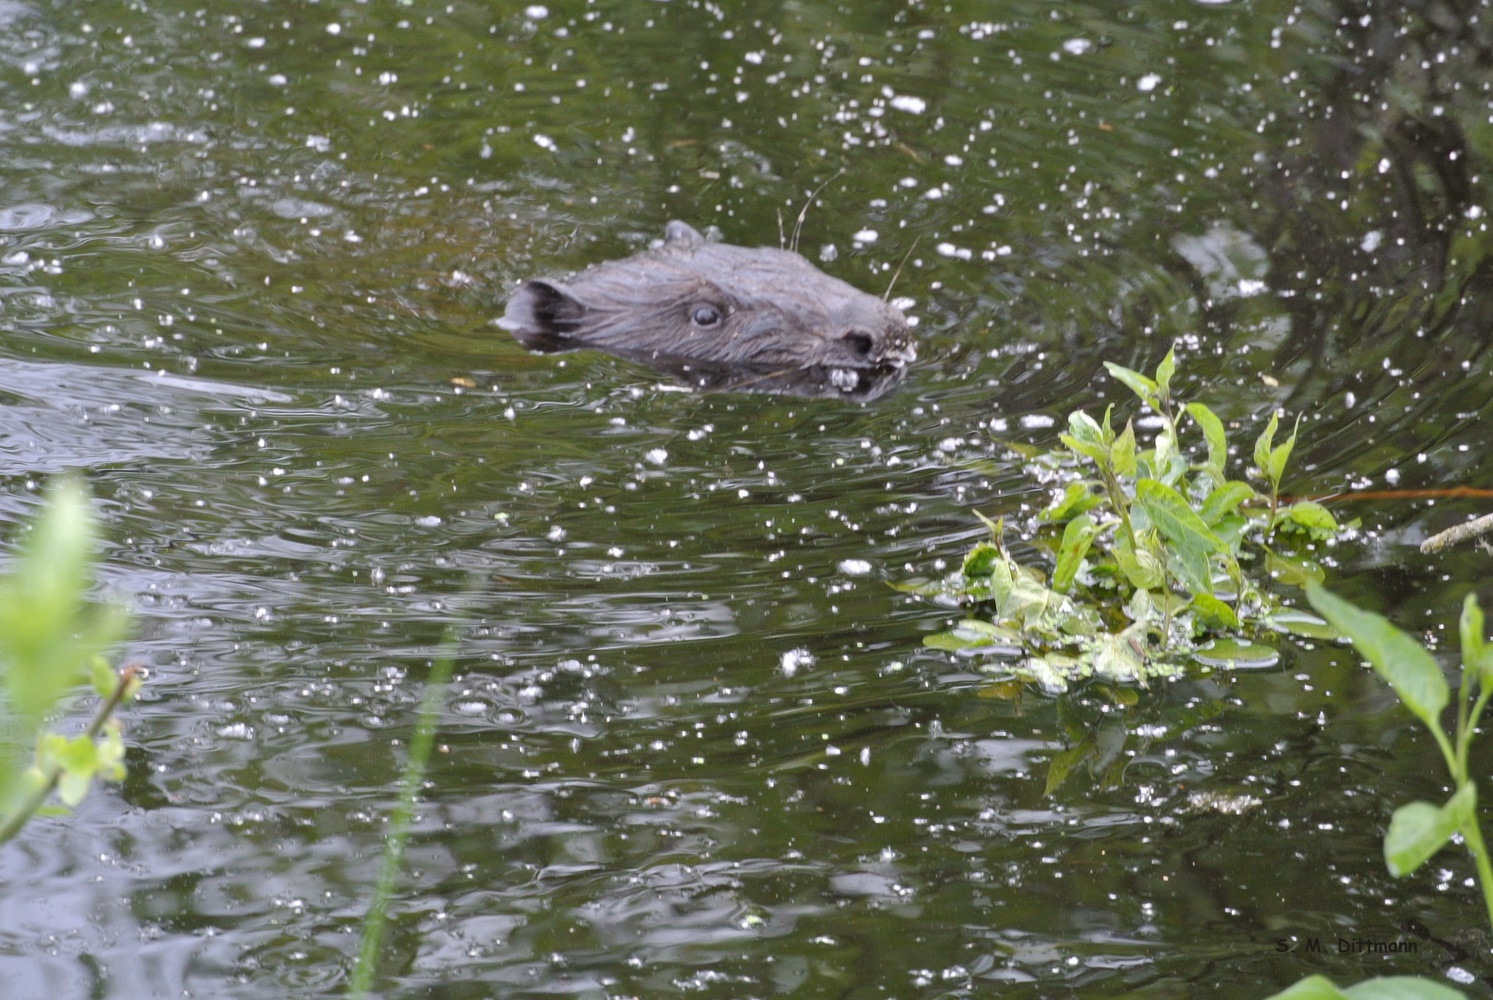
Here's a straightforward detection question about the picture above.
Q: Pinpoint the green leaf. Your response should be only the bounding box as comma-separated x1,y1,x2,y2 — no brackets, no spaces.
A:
1039,482,1101,523
962,542,1001,580
1267,414,1302,485
0,480,130,744
1279,500,1338,540
973,510,1002,536
1154,347,1176,401
1265,549,1324,587
1342,978,1469,1000
90,656,117,699
1264,977,1468,1000
1460,593,1488,688
924,620,1022,652
1111,420,1137,478
1265,608,1338,640
1385,783,1477,876
1044,739,1094,796
887,577,957,598
57,770,90,808
1164,543,1214,598
1191,593,1239,631
1061,410,1112,466
997,566,1064,631
1114,530,1165,590
1134,479,1226,595
1184,402,1228,478
1260,973,1347,998
1104,362,1158,408
1253,411,1279,484
1211,513,1247,552
1135,480,1226,552
1306,584,1450,735
1199,481,1257,527
1052,514,1098,592
1154,425,1178,483
1192,638,1279,668
1086,630,1148,683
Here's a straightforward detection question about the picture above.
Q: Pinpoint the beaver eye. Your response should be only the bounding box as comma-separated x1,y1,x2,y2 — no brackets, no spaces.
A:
691,304,722,327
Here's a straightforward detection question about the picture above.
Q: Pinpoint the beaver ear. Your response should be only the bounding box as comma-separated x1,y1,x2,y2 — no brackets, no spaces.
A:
500,279,587,346
663,220,706,249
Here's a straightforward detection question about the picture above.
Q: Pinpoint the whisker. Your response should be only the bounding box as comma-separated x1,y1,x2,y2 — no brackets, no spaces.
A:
884,235,920,301
790,169,845,254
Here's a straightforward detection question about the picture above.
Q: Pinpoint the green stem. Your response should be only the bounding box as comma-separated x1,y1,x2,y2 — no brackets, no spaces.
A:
347,642,457,998
1457,684,1493,779
1460,813,1493,933
0,664,139,848
1430,723,1460,784
1102,469,1136,551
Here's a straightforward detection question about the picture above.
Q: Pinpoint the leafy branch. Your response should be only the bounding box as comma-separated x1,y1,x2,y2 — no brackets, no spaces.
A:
0,476,137,846
905,349,1344,690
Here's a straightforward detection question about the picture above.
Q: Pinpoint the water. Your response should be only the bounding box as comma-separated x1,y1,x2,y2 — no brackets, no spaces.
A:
2,0,1491,996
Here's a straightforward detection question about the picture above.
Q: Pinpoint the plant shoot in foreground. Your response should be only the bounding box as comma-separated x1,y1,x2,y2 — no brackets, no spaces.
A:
1263,587,1493,1000
0,476,137,847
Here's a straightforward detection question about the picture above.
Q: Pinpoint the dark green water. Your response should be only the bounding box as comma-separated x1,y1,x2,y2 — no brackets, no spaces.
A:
2,0,1492,996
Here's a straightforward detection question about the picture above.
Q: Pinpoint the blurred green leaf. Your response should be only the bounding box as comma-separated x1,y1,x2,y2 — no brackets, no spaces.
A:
0,478,97,724
89,656,116,698
1385,783,1476,877
1265,977,1467,1000
1307,584,1449,734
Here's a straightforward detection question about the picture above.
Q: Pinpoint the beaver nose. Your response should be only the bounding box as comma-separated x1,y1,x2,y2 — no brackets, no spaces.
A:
841,330,877,358
838,327,915,366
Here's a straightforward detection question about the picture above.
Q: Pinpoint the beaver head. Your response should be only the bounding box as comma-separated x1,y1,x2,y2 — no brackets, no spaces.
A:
500,221,916,401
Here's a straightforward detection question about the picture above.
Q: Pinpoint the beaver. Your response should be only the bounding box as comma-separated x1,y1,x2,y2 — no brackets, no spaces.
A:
500,221,915,401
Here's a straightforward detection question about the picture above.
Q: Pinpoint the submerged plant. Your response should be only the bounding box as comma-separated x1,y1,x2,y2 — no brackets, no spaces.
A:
0,476,138,846
905,350,1342,691
1262,587,1493,1000
347,631,457,998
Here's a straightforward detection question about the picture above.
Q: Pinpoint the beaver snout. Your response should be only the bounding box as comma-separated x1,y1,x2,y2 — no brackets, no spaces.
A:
837,322,916,366
501,221,916,401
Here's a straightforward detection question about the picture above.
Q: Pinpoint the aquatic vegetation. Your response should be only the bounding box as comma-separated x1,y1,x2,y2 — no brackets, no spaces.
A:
348,636,455,997
0,477,137,846
906,350,1342,691
1262,587,1493,1000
